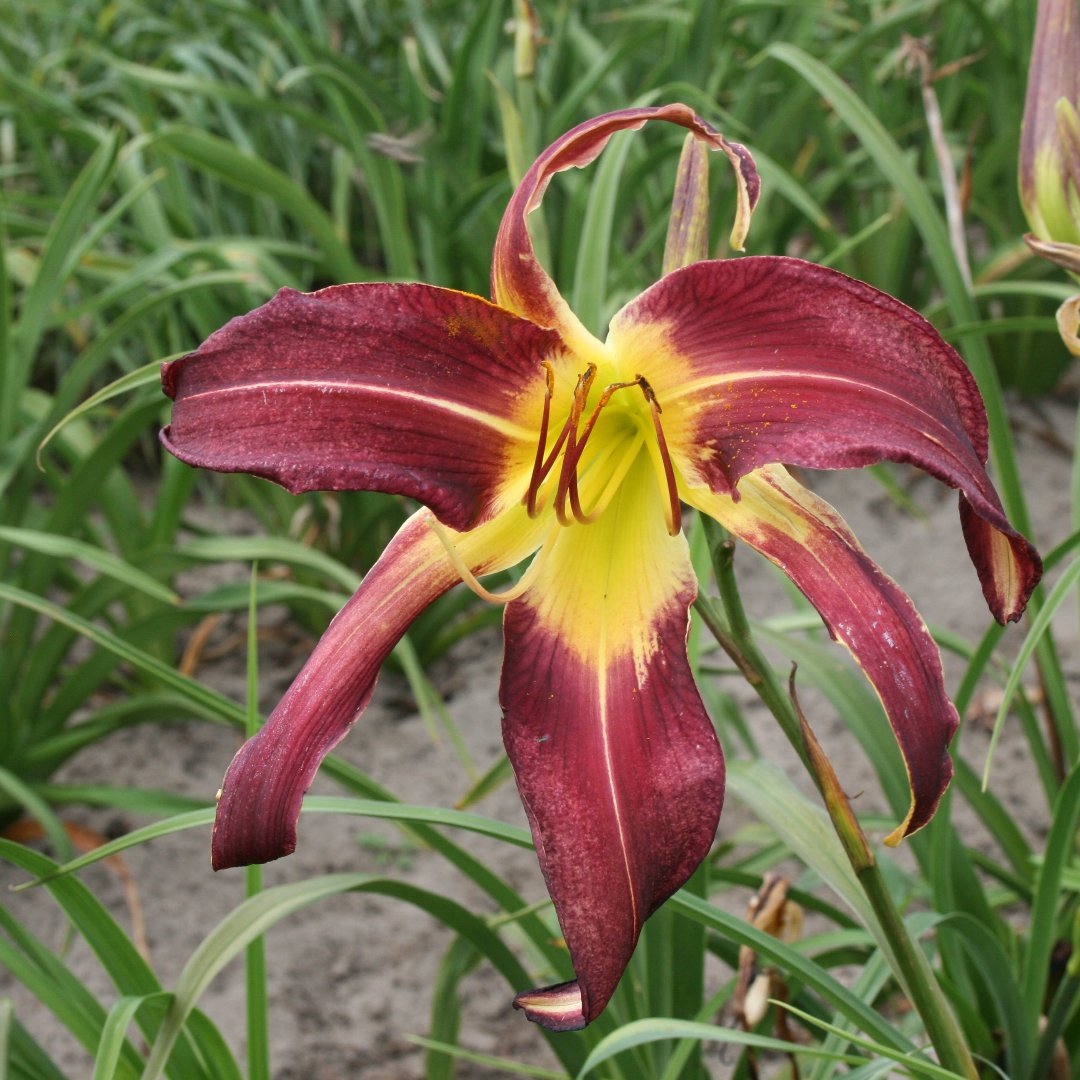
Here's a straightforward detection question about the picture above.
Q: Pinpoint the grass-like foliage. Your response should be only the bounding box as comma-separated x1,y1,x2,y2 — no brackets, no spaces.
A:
1,1,1078,1077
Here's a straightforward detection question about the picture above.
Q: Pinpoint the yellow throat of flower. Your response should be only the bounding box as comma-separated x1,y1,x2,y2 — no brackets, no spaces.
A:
524,360,682,537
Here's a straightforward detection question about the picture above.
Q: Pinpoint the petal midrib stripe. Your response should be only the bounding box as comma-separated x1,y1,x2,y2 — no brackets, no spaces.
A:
178,379,536,441
669,368,964,426
596,510,640,938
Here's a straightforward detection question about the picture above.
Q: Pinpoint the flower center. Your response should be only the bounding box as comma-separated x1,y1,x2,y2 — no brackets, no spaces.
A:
524,361,682,536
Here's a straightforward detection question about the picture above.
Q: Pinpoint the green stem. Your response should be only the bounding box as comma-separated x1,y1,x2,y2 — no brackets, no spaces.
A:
1030,948,1079,1080
855,865,977,1080
699,517,978,1080
693,526,809,775
245,863,270,1080
245,565,270,1080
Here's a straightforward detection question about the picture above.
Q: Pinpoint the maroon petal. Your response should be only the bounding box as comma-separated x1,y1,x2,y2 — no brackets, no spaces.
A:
691,465,955,843
491,103,759,356
212,505,547,869
162,283,567,532
500,458,724,1028
609,256,1041,621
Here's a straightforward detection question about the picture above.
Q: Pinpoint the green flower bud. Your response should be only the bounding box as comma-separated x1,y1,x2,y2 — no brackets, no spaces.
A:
1020,0,1080,247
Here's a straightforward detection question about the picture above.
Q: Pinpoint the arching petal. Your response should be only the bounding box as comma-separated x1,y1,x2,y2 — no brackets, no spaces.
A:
688,464,954,845
162,283,567,531
212,504,550,870
609,256,1042,621
491,104,759,357
501,455,724,1029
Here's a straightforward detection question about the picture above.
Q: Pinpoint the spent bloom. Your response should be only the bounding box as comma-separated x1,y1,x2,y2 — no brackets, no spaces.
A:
162,105,1041,1031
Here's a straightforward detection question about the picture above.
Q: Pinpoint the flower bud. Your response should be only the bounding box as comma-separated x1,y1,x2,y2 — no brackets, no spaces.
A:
1020,0,1080,247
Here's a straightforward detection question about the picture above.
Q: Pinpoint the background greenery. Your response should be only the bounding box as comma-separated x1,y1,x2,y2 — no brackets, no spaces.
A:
1,1,1078,1077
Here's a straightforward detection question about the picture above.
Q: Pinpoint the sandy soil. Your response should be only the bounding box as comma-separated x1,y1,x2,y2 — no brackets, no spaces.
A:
2,396,1074,1078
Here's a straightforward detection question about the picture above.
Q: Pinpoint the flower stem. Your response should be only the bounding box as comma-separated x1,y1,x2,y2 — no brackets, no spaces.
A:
697,516,978,1080
693,524,810,774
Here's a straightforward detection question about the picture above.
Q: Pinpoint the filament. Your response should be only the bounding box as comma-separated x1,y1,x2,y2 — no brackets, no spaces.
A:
526,363,592,518
425,513,550,604
639,378,682,536
525,362,554,517
556,376,639,527
552,364,597,525
573,430,646,524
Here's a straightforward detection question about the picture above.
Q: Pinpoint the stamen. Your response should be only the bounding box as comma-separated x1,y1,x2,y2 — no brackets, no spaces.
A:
553,364,598,526
524,361,556,517
524,363,582,517
424,513,550,604
562,380,639,525
524,362,683,535
638,377,683,536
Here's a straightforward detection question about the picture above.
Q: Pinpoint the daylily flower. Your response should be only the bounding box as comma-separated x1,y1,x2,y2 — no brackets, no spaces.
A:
161,104,1041,1032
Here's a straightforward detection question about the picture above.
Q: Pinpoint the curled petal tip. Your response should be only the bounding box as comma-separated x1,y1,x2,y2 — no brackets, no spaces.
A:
693,466,959,843
210,732,301,871
209,512,473,872
722,138,761,251
513,980,586,1031
492,103,760,340
958,495,1043,625
882,823,907,849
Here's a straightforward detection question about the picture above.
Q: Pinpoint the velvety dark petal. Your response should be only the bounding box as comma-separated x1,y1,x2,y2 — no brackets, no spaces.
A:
162,283,567,531
500,455,724,1028
609,256,1042,621
212,505,549,870
491,103,759,357
689,465,955,844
